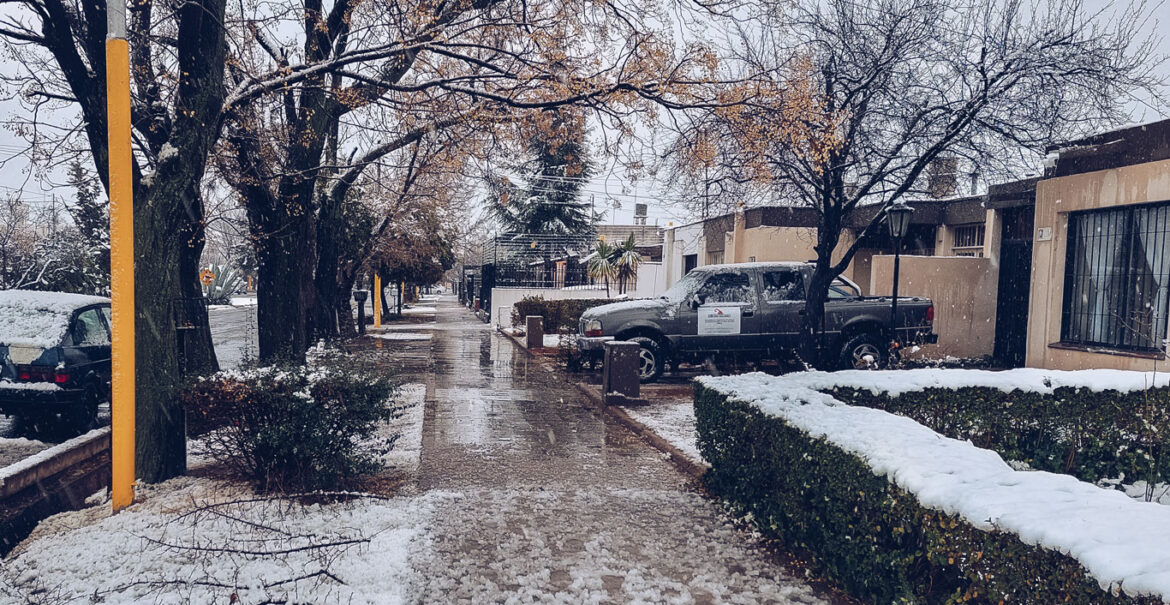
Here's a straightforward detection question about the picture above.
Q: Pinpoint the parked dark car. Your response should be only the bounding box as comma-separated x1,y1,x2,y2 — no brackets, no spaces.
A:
0,290,112,431
577,262,937,381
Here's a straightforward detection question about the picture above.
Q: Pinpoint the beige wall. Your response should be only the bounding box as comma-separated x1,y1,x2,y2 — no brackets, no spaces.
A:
726,225,863,288
871,255,998,358
1026,158,1170,370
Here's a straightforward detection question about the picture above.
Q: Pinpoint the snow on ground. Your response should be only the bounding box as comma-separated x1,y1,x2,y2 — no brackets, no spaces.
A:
413,487,826,604
378,384,426,474
700,372,1170,600
1,477,456,604
229,296,257,306
542,333,569,348
370,332,432,341
620,400,704,465
3,383,435,603
400,306,437,315
0,436,47,468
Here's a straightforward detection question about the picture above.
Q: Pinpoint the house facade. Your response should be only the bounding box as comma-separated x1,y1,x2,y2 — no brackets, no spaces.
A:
1025,120,1170,370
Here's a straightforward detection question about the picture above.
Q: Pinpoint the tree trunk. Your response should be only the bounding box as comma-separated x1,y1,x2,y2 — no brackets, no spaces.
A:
335,268,357,337
255,203,314,363
132,183,192,482
177,218,218,376
311,192,343,341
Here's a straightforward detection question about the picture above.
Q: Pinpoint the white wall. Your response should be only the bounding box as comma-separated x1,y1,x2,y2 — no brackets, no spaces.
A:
491,287,608,327
663,222,705,289
491,261,667,327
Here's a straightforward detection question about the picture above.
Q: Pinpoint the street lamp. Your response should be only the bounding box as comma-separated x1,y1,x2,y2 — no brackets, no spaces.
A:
885,200,915,353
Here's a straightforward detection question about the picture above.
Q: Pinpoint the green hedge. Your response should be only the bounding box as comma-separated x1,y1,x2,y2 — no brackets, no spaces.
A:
510,296,612,333
826,384,1170,486
694,383,1161,605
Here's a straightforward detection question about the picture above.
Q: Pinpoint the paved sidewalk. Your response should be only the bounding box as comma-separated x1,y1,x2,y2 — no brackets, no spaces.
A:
369,296,835,604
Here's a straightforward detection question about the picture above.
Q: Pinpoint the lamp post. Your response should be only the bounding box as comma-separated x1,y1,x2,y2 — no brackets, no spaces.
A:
885,200,915,353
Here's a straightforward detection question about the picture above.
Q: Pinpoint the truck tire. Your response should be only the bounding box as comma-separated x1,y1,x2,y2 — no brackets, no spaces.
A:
839,332,888,370
629,336,666,383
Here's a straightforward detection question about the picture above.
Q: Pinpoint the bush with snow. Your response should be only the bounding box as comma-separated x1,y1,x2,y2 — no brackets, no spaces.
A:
181,352,400,491
696,372,1170,604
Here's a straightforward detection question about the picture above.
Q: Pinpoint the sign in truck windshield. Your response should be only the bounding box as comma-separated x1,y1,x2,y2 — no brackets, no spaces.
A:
698,305,741,335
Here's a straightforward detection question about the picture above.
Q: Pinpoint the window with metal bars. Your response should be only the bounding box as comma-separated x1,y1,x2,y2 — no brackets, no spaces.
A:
1061,202,1170,352
951,224,985,256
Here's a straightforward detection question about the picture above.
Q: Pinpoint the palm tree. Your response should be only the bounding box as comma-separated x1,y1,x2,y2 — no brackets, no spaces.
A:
587,238,617,297
613,233,641,294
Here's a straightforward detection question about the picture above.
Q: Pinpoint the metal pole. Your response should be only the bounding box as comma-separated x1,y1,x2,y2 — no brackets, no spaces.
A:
890,236,902,343
374,275,381,328
107,0,135,512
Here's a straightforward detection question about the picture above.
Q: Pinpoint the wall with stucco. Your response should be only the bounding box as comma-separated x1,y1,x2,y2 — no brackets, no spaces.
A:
871,255,998,358
1026,158,1170,370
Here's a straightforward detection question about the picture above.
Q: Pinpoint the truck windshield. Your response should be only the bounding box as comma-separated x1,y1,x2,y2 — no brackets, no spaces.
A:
661,272,704,303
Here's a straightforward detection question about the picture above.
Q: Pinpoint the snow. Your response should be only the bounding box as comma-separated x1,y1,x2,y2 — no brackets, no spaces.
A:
377,384,426,474
1,476,456,604
0,381,60,391
0,428,107,490
3,384,436,603
620,400,704,465
400,306,436,315
0,289,108,348
542,334,569,348
780,367,1170,397
230,296,257,306
370,332,432,341
156,142,178,162
699,372,1170,600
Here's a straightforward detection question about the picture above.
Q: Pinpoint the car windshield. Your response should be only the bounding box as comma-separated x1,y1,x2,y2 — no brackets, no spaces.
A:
660,271,704,303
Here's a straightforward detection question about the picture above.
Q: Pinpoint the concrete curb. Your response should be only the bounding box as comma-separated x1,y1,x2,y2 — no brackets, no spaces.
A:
497,326,710,481
572,380,709,480
0,427,111,498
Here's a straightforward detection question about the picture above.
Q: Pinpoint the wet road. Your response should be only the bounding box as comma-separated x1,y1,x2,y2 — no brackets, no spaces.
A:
371,296,828,604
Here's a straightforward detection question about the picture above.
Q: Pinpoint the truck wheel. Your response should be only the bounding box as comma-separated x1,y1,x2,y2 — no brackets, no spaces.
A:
839,333,888,370
629,336,666,383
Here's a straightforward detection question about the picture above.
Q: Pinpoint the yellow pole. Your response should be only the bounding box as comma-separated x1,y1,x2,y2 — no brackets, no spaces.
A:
374,275,382,327
107,0,135,512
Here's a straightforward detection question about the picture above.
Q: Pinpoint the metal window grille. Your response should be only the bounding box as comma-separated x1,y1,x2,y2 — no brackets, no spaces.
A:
952,224,985,255
1061,201,1170,352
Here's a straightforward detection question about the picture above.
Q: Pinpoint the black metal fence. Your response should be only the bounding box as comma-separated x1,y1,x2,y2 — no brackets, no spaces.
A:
480,233,603,289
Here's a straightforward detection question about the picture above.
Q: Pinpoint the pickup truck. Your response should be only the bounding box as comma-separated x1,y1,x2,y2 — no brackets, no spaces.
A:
577,262,937,381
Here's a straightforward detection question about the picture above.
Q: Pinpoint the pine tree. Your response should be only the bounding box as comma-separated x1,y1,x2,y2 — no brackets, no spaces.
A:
491,112,597,235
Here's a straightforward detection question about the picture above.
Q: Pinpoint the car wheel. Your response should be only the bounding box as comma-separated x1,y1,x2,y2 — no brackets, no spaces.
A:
66,383,100,433
628,336,666,383
839,333,889,370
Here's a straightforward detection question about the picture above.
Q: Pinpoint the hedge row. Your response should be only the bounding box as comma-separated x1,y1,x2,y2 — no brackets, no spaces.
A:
510,296,612,333
826,383,1170,486
694,383,1161,605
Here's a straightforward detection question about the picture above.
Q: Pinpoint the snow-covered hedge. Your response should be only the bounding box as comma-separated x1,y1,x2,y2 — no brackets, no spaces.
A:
695,373,1170,604
788,369,1170,486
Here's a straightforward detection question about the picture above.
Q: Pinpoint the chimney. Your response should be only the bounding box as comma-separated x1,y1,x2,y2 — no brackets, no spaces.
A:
926,157,958,198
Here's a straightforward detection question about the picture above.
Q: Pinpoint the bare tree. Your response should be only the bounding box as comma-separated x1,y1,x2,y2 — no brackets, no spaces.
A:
671,0,1161,365
215,0,767,362
0,0,231,479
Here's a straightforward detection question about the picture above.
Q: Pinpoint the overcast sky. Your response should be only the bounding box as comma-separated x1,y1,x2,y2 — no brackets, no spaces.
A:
0,0,1166,228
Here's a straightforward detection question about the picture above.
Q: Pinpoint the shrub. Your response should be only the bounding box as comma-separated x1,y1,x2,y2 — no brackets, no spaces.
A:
182,355,400,491
694,383,1162,605
826,383,1170,486
510,296,612,333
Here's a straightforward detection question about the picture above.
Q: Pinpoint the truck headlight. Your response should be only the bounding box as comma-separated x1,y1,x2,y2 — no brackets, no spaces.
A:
584,319,603,337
